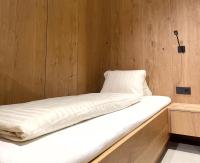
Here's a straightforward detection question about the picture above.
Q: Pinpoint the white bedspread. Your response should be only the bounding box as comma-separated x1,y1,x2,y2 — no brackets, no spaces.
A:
0,93,140,142
0,96,171,163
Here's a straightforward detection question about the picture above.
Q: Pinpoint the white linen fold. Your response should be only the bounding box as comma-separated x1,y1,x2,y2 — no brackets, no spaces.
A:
0,93,140,142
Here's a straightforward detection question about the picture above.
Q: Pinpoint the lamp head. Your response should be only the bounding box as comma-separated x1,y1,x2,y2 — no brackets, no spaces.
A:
174,30,178,36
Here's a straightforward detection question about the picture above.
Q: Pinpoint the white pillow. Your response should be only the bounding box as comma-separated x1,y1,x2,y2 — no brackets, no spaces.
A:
101,70,152,96
101,70,147,96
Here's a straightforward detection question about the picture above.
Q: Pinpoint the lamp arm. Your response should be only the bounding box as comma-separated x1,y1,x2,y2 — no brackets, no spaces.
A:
175,35,181,47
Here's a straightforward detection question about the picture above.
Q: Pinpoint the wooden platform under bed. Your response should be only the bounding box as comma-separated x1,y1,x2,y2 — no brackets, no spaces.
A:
91,107,169,163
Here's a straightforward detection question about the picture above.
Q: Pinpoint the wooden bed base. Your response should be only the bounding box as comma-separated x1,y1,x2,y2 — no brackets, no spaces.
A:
91,107,169,163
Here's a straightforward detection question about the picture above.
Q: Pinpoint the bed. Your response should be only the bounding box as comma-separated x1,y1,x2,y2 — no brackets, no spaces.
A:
0,95,171,163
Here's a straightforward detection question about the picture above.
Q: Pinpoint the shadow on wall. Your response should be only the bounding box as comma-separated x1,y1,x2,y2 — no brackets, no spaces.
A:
84,0,111,93
0,72,45,105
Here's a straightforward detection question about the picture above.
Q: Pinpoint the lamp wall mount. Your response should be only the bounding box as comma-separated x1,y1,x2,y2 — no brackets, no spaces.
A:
174,30,185,54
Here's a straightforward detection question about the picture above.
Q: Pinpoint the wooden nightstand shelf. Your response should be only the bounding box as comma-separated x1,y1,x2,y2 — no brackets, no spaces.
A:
168,103,200,137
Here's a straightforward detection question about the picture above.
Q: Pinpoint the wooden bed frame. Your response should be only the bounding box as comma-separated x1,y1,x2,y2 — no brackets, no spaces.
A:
91,107,169,163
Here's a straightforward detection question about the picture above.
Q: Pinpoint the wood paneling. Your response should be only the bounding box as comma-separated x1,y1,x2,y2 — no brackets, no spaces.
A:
45,0,111,97
2,0,199,104
46,0,79,97
169,103,200,137
108,0,200,104
0,0,110,104
0,0,47,104
82,0,111,93
170,111,195,136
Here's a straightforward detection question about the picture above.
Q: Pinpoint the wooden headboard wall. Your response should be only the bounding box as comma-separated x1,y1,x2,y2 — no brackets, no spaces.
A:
0,0,110,104
105,0,200,104
1,0,200,105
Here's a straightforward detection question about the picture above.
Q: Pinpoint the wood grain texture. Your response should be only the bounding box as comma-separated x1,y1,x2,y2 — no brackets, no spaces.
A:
46,0,79,97
168,103,200,112
0,0,110,104
3,0,200,104
92,108,169,163
169,103,200,137
107,0,200,104
0,0,47,104
77,0,111,94
46,0,110,97
170,111,195,136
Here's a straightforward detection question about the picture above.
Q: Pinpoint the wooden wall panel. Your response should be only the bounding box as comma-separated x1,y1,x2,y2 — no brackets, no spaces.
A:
79,0,111,93
46,0,111,97
0,0,110,104
0,0,47,104
1,0,200,105
108,0,200,104
45,0,79,97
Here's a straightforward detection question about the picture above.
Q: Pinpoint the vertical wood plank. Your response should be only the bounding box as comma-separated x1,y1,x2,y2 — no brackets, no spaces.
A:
77,0,111,94
0,0,47,104
46,0,79,97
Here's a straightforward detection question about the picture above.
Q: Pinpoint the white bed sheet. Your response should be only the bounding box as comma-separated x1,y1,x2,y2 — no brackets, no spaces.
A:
0,96,171,163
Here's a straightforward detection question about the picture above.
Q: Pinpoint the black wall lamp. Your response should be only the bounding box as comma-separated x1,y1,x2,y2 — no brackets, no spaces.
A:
174,30,185,54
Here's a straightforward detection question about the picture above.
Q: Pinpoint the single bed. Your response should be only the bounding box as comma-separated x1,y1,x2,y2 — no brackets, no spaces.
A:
0,96,171,163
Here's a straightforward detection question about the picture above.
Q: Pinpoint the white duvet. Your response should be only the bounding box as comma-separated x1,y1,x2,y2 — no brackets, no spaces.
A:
0,93,140,142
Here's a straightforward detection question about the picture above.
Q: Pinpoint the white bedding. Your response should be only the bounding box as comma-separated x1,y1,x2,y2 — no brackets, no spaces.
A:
0,93,140,142
0,96,171,163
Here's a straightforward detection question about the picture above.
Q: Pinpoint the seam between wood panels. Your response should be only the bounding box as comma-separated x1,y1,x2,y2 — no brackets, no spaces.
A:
11,0,19,103
44,0,49,98
76,0,79,95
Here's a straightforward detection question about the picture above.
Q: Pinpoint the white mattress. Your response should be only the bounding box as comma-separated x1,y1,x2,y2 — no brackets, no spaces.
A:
0,96,171,163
